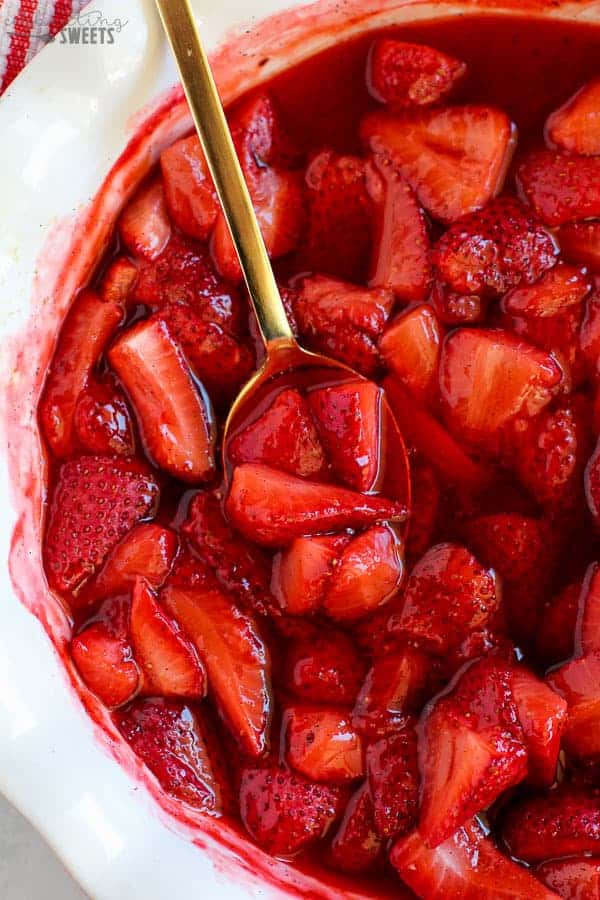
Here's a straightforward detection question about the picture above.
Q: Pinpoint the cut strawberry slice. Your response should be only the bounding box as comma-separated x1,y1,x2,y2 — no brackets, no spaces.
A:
225,463,407,547
516,149,600,226
391,819,559,900
361,105,516,223
560,222,600,273
239,764,344,856
429,282,486,326
108,317,216,484
284,706,364,783
369,164,432,303
323,525,404,622
546,77,600,155
130,578,206,699
503,262,591,317
229,388,327,479
160,135,219,240
576,562,600,656
379,305,443,404
162,584,271,757
74,376,135,457
40,290,124,457
502,302,585,390
72,623,140,708
119,179,172,260
367,724,419,839
271,534,349,615
548,654,600,759
367,39,467,108
100,257,138,306
585,439,600,525
116,697,227,812
330,782,382,874
308,379,382,491
439,328,564,447
511,667,567,787
44,455,160,594
283,630,366,706
538,857,600,899
580,293,600,376
502,785,600,863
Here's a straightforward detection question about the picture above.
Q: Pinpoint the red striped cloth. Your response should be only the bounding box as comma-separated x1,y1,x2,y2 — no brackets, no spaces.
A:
0,0,88,94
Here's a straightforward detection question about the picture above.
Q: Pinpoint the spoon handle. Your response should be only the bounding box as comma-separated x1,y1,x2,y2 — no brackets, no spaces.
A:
155,0,294,347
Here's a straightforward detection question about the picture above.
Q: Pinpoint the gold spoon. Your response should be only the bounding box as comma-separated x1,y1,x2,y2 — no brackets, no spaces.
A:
154,0,410,511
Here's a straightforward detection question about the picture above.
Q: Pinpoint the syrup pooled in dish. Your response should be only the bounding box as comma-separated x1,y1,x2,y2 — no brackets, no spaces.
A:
39,14,600,899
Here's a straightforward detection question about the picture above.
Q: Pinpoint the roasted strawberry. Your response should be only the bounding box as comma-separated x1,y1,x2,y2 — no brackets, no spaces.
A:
511,666,567,786
72,623,140,709
323,526,404,622
229,388,327,479
585,438,600,524
367,39,466,108
379,304,443,404
429,282,486,326
536,579,583,666
271,534,349,615
239,764,344,856
284,706,364,783
502,785,600,863
367,724,419,838
294,275,394,378
225,464,407,547
229,93,300,170
361,105,516,223
392,819,558,900
119,179,172,260
44,455,159,593
182,492,274,617
40,290,124,457
517,149,600,226
160,135,219,240
406,458,440,561
109,317,216,484
100,257,138,306
308,379,382,491
389,543,500,660
434,197,558,296
283,630,366,706
130,578,206,699
116,698,227,812
503,262,591,318
74,376,135,457
329,782,382,874
546,77,600,155
537,857,600,899
162,584,271,757
560,223,600,273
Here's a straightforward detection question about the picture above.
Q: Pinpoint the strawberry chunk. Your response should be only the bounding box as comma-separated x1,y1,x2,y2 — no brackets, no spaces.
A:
511,666,567,786
308,379,382,491
367,39,466,108
160,135,219,240
379,304,443,404
74,376,135,457
536,579,583,667
503,262,591,318
330,782,382,874
229,388,327,479
537,857,600,899
439,328,564,448
271,534,349,615
225,464,407,547
546,77,600,156
369,165,432,302
100,257,138,306
284,706,364,783
392,819,559,900
502,785,600,863
576,562,600,656
502,302,585,387
239,764,344,856
294,275,394,378
72,623,140,708
434,197,558,296
119,179,172,260
429,282,486,326
560,222,600,273
323,525,404,622
40,290,124,457
548,654,600,759
585,438,600,524
361,105,516,223
580,293,600,377
367,724,419,838
516,149,600,226
389,543,500,660
108,317,216,484
130,578,206,699
283,630,366,706
162,585,271,757
44,455,159,593
116,698,227,812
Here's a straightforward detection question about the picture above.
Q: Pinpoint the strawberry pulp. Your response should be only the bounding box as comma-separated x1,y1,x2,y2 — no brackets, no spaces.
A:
38,14,600,899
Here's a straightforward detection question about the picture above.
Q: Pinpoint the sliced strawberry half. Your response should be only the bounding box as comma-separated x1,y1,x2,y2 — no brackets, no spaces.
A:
511,666,567,787
548,653,600,759
379,304,443,404
108,317,216,484
271,534,349,615
162,584,271,757
367,724,419,838
284,706,364,783
283,630,366,706
100,257,138,306
72,623,140,708
560,222,600,273
329,782,382,874
116,697,227,812
361,105,516,223
229,388,327,479
74,376,135,457
367,39,467,108
503,262,591,318
225,463,407,547
516,149,600,226
391,819,559,900
308,379,382,491
538,857,600,899
160,135,219,240
44,455,160,594
40,290,124,457
546,77,600,156
119,178,172,260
